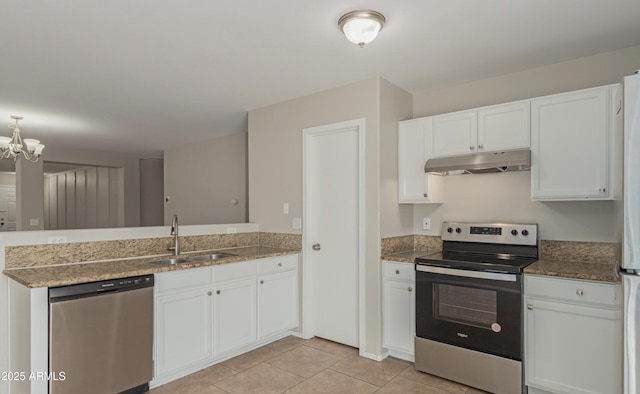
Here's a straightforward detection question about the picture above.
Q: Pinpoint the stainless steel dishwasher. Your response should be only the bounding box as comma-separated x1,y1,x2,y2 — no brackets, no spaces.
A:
49,274,154,394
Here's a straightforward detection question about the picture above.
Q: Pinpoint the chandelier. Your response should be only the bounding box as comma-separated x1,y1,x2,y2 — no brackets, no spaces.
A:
0,116,45,162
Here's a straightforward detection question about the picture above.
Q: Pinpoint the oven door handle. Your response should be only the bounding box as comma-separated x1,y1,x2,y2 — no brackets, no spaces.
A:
416,265,517,282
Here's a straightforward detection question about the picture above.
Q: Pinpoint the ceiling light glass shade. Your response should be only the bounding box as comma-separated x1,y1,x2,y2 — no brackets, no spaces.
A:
0,137,10,149
23,138,40,152
338,10,385,48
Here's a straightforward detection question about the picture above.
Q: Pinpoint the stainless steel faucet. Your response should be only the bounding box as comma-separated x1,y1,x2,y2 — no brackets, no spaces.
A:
169,214,179,256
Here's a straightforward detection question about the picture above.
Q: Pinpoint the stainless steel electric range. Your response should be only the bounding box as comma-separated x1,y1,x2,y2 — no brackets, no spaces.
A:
414,222,538,394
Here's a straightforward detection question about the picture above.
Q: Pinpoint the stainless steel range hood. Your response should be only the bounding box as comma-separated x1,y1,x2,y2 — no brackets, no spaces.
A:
424,150,531,175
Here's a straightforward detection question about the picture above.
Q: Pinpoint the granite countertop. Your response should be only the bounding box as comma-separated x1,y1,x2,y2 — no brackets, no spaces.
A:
381,250,434,264
4,246,299,288
382,250,619,283
524,259,620,283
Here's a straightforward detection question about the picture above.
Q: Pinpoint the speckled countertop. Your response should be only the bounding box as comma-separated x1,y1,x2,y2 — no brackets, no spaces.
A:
382,250,432,264
524,259,620,282
381,239,620,283
4,246,299,288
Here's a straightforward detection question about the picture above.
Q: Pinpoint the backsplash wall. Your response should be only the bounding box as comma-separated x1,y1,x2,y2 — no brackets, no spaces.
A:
413,171,615,242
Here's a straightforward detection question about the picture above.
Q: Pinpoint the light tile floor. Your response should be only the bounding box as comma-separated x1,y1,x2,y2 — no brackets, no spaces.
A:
150,336,489,394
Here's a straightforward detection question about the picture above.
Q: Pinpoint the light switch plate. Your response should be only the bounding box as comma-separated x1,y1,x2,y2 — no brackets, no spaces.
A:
283,203,289,214
30,218,39,226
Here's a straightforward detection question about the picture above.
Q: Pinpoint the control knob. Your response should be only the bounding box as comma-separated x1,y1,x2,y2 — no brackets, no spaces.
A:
455,227,462,234
521,229,529,236
511,229,518,236
447,227,453,233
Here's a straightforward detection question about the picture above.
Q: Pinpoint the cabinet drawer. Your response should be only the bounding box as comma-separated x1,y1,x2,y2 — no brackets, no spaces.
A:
155,266,213,294
257,255,298,275
383,261,415,282
214,260,257,283
525,275,621,307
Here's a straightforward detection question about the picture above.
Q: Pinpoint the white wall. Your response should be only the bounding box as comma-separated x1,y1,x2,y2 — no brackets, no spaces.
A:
163,132,247,225
380,79,414,238
0,173,15,186
140,158,164,226
15,159,44,231
248,77,384,356
412,45,640,242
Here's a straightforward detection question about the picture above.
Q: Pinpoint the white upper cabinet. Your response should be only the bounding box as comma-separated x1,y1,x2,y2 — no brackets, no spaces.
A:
430,101,530,158
431,110,478,157
531,84,620,200
478,101,530,152
397,118,443,204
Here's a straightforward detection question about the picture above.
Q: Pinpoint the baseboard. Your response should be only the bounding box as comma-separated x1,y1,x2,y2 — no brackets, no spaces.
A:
359,349,388,362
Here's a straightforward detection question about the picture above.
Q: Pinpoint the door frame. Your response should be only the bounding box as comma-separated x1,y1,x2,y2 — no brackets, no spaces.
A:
301,118,366,353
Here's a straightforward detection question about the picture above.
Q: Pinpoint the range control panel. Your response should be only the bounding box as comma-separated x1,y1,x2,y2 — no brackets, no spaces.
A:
442,222,537,245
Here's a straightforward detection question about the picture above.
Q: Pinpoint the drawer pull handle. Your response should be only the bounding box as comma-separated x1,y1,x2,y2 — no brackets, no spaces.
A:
260,280,264,284
408,287,413,292
216,290,221,295
576,289,584,296
278,263,282,267
207,291,212,296
395,269,400,275
527,304,533,310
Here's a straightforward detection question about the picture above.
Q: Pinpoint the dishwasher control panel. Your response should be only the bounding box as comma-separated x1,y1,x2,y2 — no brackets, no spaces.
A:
49,274,154,302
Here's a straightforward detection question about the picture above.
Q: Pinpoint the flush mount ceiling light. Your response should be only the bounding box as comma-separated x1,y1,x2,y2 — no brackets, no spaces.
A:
0,116,45,162
338,10,385,48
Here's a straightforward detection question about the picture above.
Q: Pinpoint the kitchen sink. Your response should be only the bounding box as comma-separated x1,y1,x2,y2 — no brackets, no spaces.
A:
149,258,192,265
188,253,237,261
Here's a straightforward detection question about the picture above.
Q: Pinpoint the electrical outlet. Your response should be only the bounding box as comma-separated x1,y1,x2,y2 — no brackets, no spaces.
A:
423,217,431,230
292,217,302,229
226,227,237,234
48,236,67,244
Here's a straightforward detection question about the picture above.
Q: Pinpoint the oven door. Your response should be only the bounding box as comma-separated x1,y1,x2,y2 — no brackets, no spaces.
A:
415,264,522,360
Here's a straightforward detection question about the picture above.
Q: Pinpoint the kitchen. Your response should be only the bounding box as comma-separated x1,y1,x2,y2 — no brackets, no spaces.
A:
2,1,640,393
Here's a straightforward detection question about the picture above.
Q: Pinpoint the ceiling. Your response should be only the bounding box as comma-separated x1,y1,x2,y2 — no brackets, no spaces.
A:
2,0,640,159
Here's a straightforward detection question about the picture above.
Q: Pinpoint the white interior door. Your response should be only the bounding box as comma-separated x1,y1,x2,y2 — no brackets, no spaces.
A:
303,119,363,348
0,185,16,231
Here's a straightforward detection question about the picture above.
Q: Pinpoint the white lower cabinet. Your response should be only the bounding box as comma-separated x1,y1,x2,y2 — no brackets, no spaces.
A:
152,254,299,387
382,261,415,361
154,266,214,383
213,277,257,355
257,269,298,339
524,275,622,394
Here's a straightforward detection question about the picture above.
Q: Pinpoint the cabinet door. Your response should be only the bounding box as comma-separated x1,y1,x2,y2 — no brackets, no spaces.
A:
383,279,415,357
213,278,257,355
155,285,213,377
525,298,622,394
531,87,611,200
431,110,477,158
257,270,298,339
478,101,530,152
398,118,443,203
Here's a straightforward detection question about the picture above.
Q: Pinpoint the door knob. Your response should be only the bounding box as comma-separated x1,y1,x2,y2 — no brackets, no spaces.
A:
312,243,321,251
